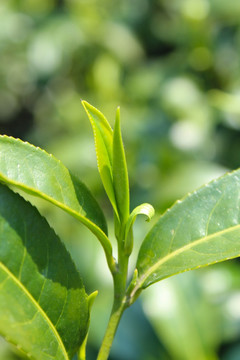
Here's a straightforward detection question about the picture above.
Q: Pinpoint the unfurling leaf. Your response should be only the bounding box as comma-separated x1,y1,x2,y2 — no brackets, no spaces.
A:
124,203,155,254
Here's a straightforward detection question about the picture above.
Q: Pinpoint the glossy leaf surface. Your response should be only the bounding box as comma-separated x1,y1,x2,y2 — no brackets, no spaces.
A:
0,184,89,360
135,169,240,290
0,135,112,258
82,101,118,216
112,107,129,224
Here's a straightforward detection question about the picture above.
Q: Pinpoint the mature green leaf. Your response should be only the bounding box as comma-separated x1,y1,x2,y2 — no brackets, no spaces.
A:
112,107,129,224
81,101,118,216
0,135,112,262
0,184,89,360
135,169,240,290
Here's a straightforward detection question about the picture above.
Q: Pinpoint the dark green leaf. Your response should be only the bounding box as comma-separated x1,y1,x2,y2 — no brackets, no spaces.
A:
0,184,89,360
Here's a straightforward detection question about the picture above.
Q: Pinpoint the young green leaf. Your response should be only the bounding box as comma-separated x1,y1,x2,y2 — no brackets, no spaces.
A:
134,169,240,292
0,184,89,360
125,203,155,238
112,107,130,225
78,291,98,360
0,135,114,271
124,203,155,255
82,101,118,217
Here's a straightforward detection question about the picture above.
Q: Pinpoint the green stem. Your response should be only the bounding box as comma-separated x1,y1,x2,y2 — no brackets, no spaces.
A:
96,299,126,360
97,242,129,360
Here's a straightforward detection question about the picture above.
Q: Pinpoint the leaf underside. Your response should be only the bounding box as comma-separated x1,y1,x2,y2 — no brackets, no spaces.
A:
136,169,240,289
0,184,89,360
0,136,111,255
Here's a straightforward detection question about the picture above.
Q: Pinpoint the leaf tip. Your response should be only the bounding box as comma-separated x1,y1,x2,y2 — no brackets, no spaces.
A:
81,100,96,115
88,291,98,310
81,100,90,113
115,106,121,126
144,204,155,222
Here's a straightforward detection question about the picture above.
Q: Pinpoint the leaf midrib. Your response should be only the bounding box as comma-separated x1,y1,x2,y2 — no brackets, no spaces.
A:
137,222,240,288
0,173,112,255
0,261,69,360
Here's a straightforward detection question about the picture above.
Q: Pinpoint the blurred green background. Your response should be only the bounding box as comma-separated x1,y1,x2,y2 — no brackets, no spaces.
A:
1,0,240,359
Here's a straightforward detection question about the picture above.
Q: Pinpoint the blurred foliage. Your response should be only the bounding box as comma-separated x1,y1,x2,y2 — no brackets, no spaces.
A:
1,0,240,359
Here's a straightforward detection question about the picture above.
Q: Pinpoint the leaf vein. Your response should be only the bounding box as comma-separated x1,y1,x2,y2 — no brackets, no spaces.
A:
205,193,224,236
0,262,69,360
138,223,240,288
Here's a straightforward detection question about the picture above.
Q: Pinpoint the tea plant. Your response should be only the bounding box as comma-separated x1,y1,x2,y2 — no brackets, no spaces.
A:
0,101,240,360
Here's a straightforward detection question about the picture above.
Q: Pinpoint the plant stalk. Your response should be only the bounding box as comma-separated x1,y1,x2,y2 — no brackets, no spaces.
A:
97,240,129,360
96,298,126,360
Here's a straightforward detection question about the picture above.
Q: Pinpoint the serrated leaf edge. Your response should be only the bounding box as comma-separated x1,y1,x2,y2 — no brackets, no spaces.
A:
81,101,119,218
137,222,240,290
134,169,240,291
0,135,112,259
